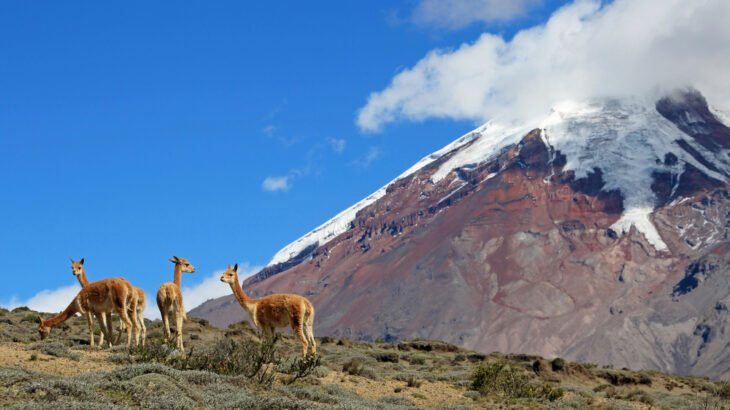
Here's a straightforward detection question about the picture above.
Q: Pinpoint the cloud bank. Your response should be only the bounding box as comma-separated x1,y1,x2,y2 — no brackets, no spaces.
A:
1,284,81,314
412,0,542,29
359,0,730,132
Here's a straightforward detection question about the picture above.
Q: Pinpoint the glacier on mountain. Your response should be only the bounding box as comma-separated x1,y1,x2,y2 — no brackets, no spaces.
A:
268,96,730,266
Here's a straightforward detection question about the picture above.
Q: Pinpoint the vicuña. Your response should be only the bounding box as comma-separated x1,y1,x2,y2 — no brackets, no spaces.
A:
220,263,316,356
37,277,139,348
157,256,195,351
71,258,147,346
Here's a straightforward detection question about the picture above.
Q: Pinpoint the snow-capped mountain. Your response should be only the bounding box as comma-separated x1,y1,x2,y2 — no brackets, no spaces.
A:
192,90,730,379
270,93,729,265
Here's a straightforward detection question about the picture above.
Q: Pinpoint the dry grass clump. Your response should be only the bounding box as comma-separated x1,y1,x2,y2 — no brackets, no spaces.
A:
342,357,379,380
27,340,80,361
603,386,655,406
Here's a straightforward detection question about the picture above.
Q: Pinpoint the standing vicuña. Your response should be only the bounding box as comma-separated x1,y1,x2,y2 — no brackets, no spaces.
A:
157,256,195,351
220,264,316,356
71,258,147,346
37,278,138,348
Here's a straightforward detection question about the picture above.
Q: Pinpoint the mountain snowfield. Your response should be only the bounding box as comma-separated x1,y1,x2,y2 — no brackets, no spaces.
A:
269,94,730,266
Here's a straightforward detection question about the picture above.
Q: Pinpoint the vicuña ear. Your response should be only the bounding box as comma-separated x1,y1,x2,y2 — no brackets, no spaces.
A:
70,258,75,264
170,256,179,263
37,315,43,324
233,264,238,272
79,258,84,265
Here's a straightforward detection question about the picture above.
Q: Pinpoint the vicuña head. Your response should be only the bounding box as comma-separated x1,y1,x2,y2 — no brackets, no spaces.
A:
219,263,239,284
171,256,195,274
37,316,51,340
70,257,85,278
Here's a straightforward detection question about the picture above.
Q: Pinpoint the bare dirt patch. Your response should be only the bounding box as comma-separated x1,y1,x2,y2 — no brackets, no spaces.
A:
0,343,116,376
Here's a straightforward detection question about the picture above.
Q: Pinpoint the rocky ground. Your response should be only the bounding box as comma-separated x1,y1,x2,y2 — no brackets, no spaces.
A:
1,306,728,409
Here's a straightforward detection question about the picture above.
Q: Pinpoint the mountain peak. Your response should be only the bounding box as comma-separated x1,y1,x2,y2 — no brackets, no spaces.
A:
269,92,729,268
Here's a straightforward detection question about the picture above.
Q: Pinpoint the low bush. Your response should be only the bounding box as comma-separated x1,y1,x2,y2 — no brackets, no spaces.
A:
471,361,563,402
716,381,730,399
551,357,566,372
27,341,80,361
373,351,400,363
407,355,426,366
596,369,651,386
128,334,320,387
466,353,486,363
282,354,322,385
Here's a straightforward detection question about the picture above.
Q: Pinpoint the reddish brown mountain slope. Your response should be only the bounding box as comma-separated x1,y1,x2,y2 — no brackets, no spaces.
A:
193,92,730,378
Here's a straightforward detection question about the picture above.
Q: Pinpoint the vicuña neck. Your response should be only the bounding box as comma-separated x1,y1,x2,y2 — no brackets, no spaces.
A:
76,270,90,287
173,264,183,288
44,299,80,328
230,276,257,313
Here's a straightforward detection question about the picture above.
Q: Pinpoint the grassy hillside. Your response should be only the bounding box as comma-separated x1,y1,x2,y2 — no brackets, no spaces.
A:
1,306,728,409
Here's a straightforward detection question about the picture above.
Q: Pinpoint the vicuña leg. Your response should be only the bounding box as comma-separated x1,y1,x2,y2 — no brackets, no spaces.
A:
174,305,184,351
305,313,317,355
137,311,146,347
290,313,308,356
86,311,96,347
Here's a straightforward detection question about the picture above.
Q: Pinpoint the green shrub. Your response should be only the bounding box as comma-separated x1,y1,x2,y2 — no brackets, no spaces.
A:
471,361,563,401
319,336,336,344
408,356,426,365
130,336,286,386
282,354,322,385
638,373,652,385
373,351,399,363
716,381,730,399
466,353,486,363
551,357,566,372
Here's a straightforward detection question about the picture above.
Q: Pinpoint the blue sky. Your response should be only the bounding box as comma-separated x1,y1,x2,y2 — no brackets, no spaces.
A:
0,1,580,315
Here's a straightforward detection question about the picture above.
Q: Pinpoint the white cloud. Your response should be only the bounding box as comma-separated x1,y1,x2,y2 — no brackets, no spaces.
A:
412,0,542,29
1,284,81,314
262,176,291,192
353,146,382,168
358,0,730,132
329,138,347,153
262,124,276,136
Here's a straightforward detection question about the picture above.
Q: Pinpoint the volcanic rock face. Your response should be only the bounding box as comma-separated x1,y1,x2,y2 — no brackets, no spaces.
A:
192,91,730,379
